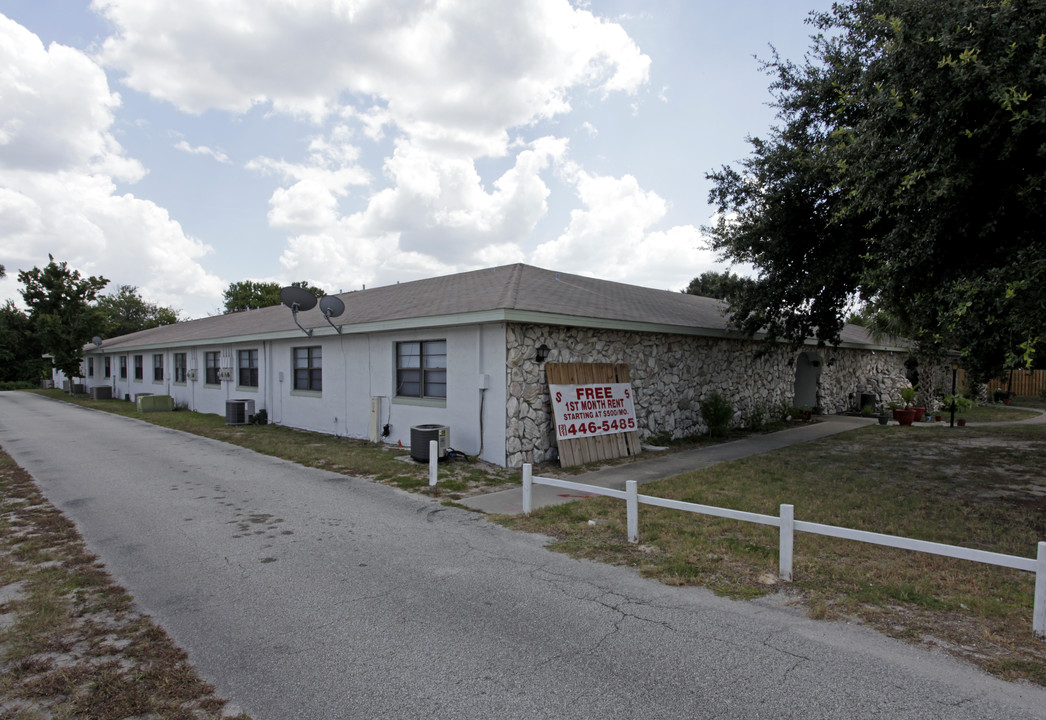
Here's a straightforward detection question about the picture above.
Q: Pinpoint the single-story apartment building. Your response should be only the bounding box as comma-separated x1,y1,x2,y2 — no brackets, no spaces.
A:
74,264,911,467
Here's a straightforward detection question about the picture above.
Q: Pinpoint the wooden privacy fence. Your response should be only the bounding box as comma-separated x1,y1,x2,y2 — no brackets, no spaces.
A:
520,465,1046,637
958,369,1046,397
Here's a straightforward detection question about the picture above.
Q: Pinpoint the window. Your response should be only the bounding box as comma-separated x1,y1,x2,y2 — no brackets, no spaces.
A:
174,353,187,383
134,355,143,381
396,340,446,398
205,351,220,385
87,357,94,377
153,354,164,381
120,356,127,379
293,346,322,391
104,357,111,378
238,349,259,387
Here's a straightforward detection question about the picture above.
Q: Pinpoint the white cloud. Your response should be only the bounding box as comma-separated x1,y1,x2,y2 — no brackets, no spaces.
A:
173,140,231,164
93,0,650,155
275,136,567,287
0,15,224,317
531,165,723,291
0,15,140,180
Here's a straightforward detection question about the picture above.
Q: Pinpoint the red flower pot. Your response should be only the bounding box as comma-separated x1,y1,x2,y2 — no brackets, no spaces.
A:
895,409,917,426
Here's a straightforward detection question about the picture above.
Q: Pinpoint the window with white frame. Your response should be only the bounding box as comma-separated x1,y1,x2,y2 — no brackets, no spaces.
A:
120,356,127,379
153,354,164,381
174,353,187,383
396,340,446,398
238,349,259,387
293,346,321,391
134,355,143,381
87,357,94,377
205,351,220,385
104,356,111,378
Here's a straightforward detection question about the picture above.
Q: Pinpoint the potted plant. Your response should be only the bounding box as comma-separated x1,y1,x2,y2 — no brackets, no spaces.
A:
896,386,919,426
877,407,890,425
943,394,974,426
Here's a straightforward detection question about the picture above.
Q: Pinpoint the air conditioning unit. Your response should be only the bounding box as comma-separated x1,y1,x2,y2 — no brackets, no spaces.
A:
226,399,256,425
410,424,449,462
90,386,113,400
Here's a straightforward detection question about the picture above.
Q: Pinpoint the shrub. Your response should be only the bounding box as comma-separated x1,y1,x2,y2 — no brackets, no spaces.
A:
743,403,767,431
0,381,37,390
700,392,733,437
647,430,672,446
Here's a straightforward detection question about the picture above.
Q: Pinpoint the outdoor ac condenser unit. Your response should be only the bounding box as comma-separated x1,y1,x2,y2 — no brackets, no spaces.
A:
226,399,255,425
90,386,113,400
410,424,449,462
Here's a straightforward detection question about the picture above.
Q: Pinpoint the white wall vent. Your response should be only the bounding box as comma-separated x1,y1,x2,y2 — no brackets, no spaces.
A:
226,399,256,425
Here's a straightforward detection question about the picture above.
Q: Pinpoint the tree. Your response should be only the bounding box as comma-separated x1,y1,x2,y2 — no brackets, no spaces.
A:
96,285,180,338
682,270,753,303
0,300,45,383
222,280,325,313
18,256,109,384
705,0,1046,379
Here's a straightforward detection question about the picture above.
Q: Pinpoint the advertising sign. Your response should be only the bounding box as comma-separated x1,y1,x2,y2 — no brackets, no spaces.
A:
549,382,637,441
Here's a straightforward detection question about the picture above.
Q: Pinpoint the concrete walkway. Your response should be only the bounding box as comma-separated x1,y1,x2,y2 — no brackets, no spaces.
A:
464,415,878,514
463,404,1046,515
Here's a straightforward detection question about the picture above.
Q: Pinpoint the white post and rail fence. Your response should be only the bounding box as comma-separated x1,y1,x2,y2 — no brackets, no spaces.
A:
521,464,1046,638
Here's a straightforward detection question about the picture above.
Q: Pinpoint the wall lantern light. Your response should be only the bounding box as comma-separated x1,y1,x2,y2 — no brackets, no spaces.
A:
827,357,836,367
786,357,795,368
536,344,551,363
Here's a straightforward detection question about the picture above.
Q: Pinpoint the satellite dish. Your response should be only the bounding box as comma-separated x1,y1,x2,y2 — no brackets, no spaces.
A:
279,286,318,312
318,296,345,334
92,336,103,347
319,295,345,318
279,286,317,337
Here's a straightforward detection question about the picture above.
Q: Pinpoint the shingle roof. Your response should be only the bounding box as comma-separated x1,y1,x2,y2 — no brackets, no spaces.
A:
90,264,895,351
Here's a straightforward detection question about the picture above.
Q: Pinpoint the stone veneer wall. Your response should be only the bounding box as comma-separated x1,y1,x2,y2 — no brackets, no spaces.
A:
505,323,909,468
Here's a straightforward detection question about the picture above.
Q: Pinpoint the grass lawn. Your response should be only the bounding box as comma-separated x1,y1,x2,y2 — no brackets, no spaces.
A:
495,422,1046,686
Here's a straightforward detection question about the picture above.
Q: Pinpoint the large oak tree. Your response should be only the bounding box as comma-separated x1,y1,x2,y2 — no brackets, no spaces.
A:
706,0,1046,379
18,256,108,385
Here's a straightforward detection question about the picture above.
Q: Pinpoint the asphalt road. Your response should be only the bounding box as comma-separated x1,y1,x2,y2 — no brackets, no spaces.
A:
2,392,1044,720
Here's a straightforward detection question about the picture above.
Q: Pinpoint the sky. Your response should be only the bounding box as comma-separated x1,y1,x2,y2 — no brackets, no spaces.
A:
0,0,834,320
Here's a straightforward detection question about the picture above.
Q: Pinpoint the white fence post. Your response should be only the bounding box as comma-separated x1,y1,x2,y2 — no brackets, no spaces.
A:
522,463,532,515
1035,541,1046,638
779,504,794,582
429,440,438,487
626,480,638,544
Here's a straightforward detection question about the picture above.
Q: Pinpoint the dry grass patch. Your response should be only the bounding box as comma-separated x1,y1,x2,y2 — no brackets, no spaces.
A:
496,424,1046,686
0,450,250,719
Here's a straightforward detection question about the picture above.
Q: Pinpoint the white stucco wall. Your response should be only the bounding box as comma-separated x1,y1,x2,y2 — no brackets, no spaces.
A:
82,322,509,466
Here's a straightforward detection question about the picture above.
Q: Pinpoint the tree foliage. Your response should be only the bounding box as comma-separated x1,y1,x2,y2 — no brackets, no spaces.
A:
223,280,325,313
18,256,109,382
96,285,180,338
682,270,754,303
706,0,1046,379
0,300,45,383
